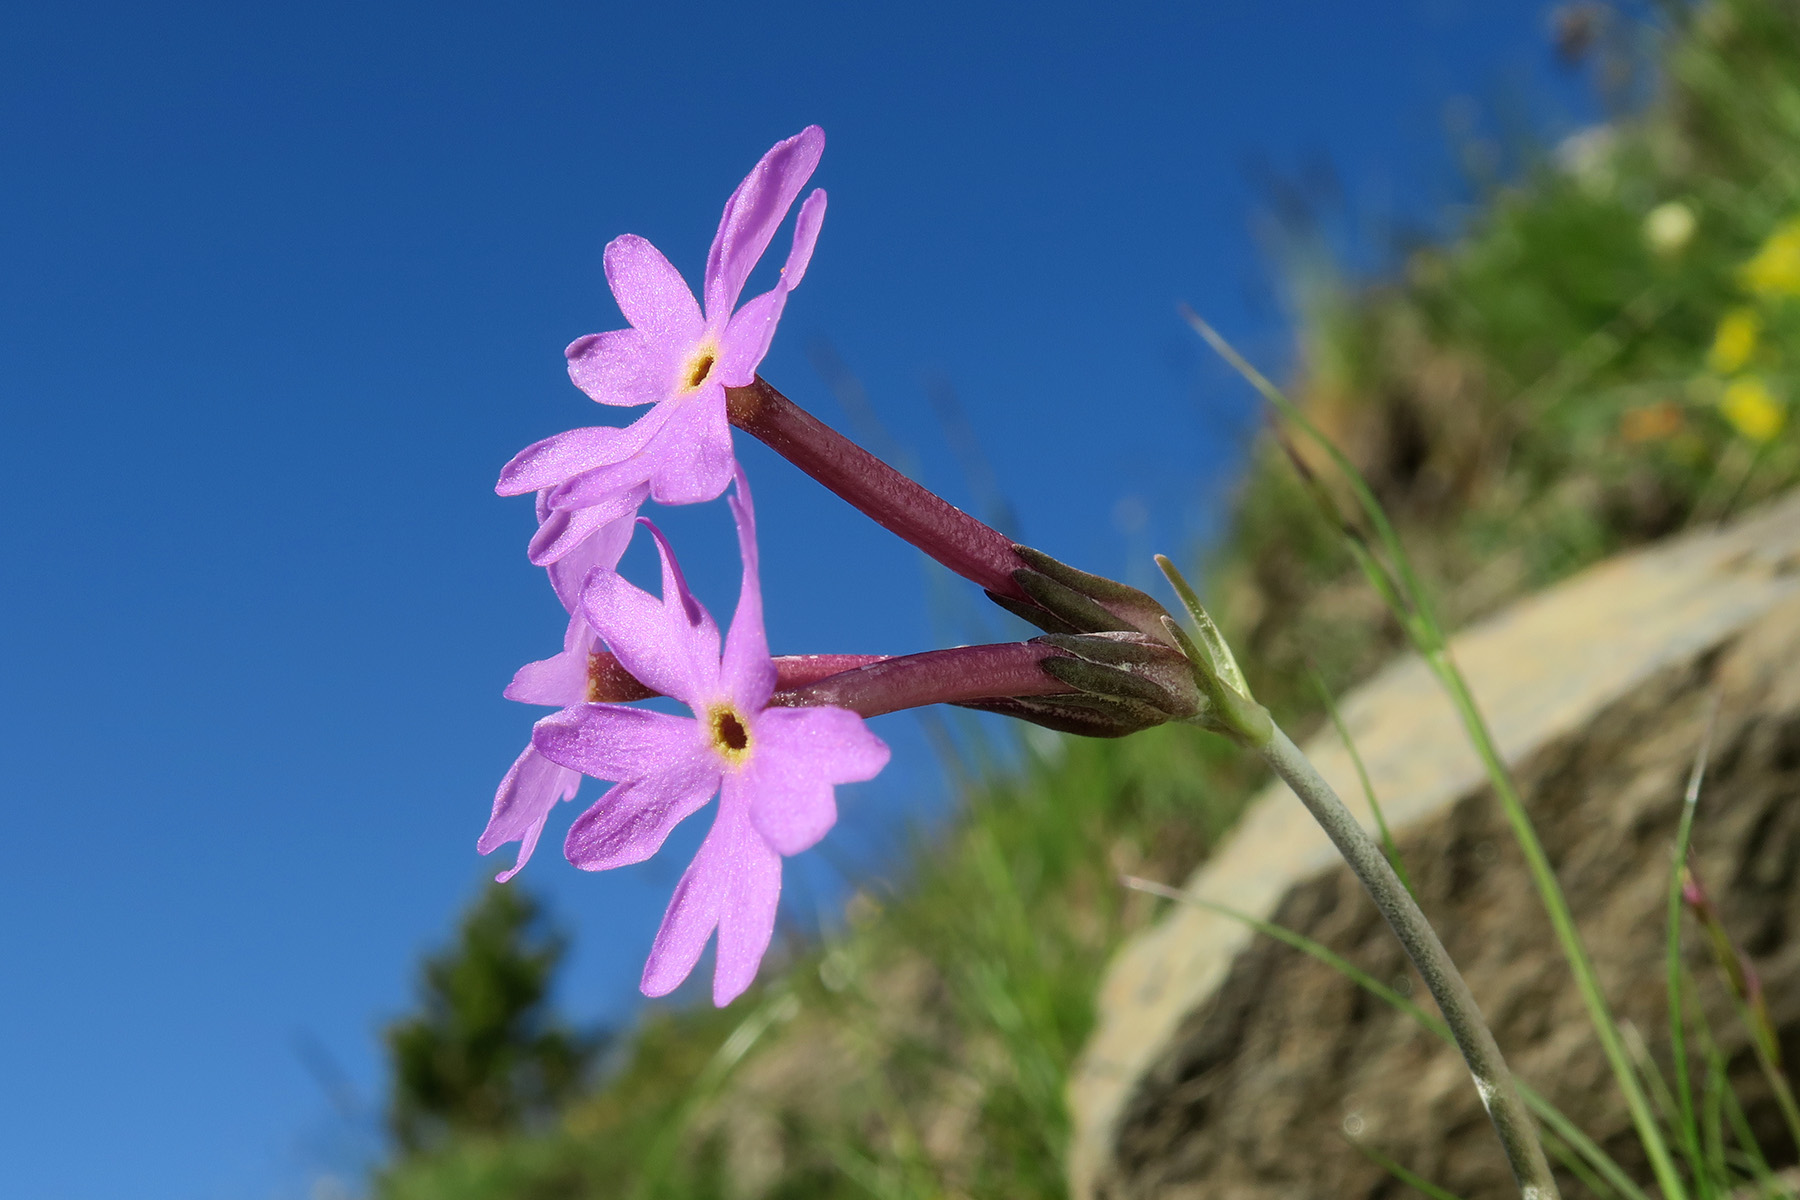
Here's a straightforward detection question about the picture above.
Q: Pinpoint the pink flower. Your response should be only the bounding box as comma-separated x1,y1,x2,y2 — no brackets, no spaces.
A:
476,499,637,882
532,470,889,1005
497,127,828,566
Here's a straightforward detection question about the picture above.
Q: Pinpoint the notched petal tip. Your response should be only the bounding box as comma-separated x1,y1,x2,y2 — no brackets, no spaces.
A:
635,518,709,633
704,127,828,321
479,746,582,882
781,188,827,292
711,811,780,1005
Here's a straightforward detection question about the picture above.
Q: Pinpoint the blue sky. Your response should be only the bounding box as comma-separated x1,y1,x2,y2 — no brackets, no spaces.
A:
0,2,1598,1196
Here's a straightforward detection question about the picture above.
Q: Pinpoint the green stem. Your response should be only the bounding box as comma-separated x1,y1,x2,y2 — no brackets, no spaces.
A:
1184,309,1688,1196
1260,726,1560,1200
1124,875,1648,1200
1428,651,1689,1200
1310,666,1415,899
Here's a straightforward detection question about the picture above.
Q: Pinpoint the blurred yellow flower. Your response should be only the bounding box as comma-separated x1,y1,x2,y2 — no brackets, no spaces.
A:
1720,376,1785,443
1643,201,1696,256
1708,306,1761,374
1741,216,1800,297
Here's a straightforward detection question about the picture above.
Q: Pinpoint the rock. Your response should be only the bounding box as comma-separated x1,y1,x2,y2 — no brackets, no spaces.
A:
1069,489,1800,1199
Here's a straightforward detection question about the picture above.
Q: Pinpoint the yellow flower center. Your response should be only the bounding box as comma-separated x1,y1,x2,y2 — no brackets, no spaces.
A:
681,343,719,392
707,704,753,768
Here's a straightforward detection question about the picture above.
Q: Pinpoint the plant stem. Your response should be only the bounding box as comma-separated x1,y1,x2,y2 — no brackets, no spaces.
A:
1124,874,1647,1200
1427,651,1690,1200
725,377,1032,602
1260,725,1560,1200
772,641,1075,716
586,651,891,703
1181,308,1689,1199
1310,665,1416,899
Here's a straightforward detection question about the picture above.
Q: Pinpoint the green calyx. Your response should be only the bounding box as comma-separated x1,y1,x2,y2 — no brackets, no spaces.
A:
1152,556,1272,748
1006,545,1179,642
1035,632,1203,722
981,542,1271,746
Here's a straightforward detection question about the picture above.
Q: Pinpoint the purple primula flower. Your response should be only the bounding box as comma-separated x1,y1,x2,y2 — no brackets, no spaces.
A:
533,469,889,1005
496,126,828,566
477,502,638,882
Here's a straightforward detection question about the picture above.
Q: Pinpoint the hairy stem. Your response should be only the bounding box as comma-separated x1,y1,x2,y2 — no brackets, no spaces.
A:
1260,725,1560,1200
1428,652,1688,1200
587,652,890,703
726,376,1031,602
773,642,1075,717
1183,308,1688,1198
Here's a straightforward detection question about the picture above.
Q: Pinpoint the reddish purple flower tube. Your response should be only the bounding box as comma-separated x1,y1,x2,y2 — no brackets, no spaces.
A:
587,651,891,703
724,376,1034,603
725,376,1180,644
770,642,1075,716
587,642,1079,716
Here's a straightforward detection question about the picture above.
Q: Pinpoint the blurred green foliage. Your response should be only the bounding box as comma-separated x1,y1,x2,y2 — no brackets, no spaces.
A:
383,884,601,1161
377,2,1800,1195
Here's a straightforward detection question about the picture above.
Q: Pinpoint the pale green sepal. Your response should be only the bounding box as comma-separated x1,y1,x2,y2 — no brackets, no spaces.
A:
1153,555,1252,700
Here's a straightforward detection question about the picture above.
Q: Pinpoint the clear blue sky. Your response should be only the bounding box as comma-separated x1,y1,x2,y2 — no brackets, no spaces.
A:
0,2,1597,1196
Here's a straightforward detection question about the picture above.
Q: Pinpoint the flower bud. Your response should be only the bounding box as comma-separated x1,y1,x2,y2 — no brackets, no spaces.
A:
1004,546,1182,643
1033,631,1205,721
960,693,1174,739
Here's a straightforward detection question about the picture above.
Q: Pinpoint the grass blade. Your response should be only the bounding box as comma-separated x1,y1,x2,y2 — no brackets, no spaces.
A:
1346,1135,1468,1200
1669,697,1722,1185
1309,664,1415,899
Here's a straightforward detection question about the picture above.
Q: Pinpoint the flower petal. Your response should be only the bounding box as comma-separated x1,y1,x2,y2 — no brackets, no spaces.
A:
528,485,648,567
716,189,826,387
544,454,658,516
742,705,888,856
538,402,678,518
720,468,776,709
712,778,782,1006
546,510,637,615
703,127,825,322
578,521,721,704
564,328,675,408
499,417,662,497
564,755,720,872
603,234,704,342
504,611,596,705
644,389,735,507
779,188,827,292
639,828,726,999
533,704,702,783
479,745,582,882
715,288,786,388
638,783,780,1004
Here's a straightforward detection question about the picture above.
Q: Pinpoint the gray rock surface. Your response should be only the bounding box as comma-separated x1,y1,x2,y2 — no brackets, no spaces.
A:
1069,490,1800,1199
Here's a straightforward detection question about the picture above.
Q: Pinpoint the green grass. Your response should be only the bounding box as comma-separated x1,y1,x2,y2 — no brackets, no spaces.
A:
377,2,1800,1195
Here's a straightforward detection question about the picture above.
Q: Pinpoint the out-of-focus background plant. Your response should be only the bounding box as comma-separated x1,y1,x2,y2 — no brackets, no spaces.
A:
373,2,1800,1196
